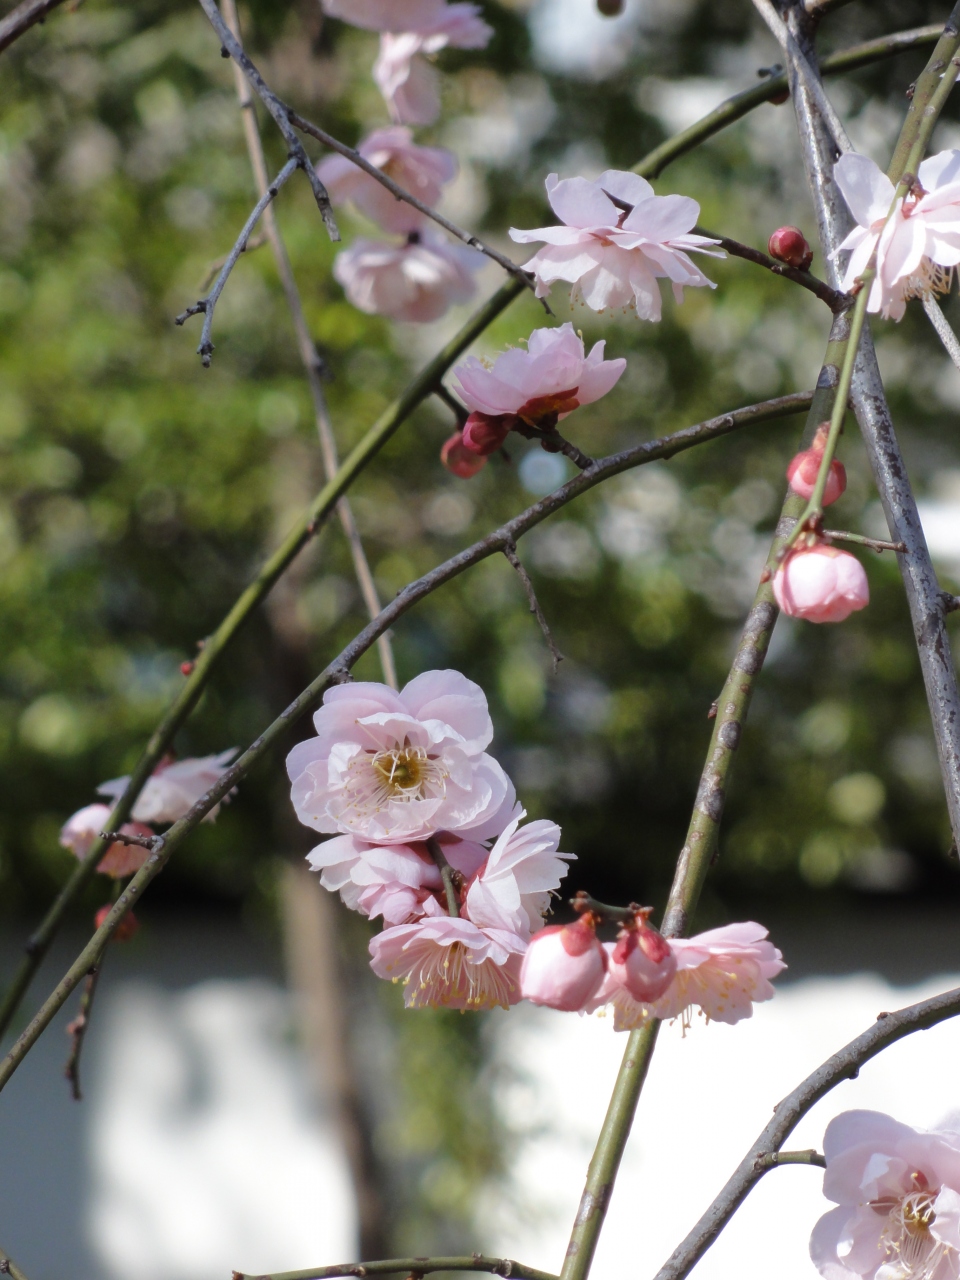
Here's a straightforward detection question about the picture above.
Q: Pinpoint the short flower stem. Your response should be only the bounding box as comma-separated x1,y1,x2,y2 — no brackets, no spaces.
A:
425,838,462,918
753,1148,826,1170
569,893,639,924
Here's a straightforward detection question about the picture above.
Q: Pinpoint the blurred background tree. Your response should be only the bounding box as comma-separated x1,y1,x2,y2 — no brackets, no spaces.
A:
2,0,960,1254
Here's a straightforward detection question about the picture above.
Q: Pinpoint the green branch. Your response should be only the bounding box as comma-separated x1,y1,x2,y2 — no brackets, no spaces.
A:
0,1244,29,1280
231,1257,557,1280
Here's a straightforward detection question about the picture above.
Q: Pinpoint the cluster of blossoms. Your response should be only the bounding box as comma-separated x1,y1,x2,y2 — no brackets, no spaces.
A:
812,1110,960,1280
60,750,236,931
288,669,784,1024
835,148,960,320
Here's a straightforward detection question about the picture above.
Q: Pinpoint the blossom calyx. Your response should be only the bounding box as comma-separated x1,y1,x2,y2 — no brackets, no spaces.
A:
519,917,606,1011
773,544,869,623
768,225,813,271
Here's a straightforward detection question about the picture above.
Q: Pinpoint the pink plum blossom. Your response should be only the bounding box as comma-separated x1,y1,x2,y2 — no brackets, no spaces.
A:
787,424,847,505
320,0,448,32
464,811,573,938
509,170,723,317
97,750,237,825
315,127,457,235
811,1110,960,1280
374,7,493,125
453,323,626,455
60,803,155,879
519,918,606,1011
773,545,869,624
286,669,516,845
588,921,784,1031
333,231,482,322
834,150,960,320
307,831,489,925
369,909,527,1009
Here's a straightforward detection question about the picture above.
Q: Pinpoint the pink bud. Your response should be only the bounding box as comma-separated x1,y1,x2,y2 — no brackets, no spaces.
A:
786,447,846,505
461,411,513,457
440,431,487,479
95,904,140,942
768,226,813,271
613,922,677,1003
773,545,869,623
520,919,606,1011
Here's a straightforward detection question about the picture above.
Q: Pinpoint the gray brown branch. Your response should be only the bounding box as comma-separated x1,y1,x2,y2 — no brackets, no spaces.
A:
503,539,563,672
0,0,67,54
700,228,849,312
63,963,102,1101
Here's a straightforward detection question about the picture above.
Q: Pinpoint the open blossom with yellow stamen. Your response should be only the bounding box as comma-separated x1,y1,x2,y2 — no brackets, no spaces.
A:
286,670,515,844
812,1110,960,1280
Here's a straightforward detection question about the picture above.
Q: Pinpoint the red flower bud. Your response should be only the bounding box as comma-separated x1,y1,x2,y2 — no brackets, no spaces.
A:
461,411,513,457
520,918,607,1011
767,225,813,271
786,446,846,506
95,904,140,943
440,431,487,479
180,660,195,676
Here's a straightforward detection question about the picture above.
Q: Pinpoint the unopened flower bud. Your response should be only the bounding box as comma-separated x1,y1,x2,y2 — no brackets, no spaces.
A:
768,225,813,271
462,411,513,457
95,904,140,942
180,660,195,676
787,448,846,506
520,918,606,1011
773,545,869,623
613,920,677,1003
440,431,487,479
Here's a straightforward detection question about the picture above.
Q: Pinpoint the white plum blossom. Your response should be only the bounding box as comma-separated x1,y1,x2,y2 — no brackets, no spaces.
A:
333,231,483,322
315,127,457,235
97,750,237,825
286,670,516,844
834,149,960,320
811,1110,960,1280
510,169,723,318
374,7,493,125
463,811,573,937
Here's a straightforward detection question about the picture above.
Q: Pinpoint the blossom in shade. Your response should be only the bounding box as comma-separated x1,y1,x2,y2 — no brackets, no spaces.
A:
509,170,723,317
787,424,847,505
98,750,238,825
315,127,457,235
95,904,140,942
369,908,527,1009
613,918,676,1004
453,323,626,456
811,1109,960,1280
60,803,155,879
464,811,573,938
307,831,489,926
834,150,960,320
321,0,449,31
286,669,516,844
519,918,606,1011
773,545,869,624
768,225,813,271
333,232,482,322
441,430,488,477
374,7,493,125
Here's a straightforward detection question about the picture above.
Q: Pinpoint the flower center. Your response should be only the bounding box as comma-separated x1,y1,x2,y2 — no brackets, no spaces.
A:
372,745,431,794
339,737,448,824
872,1185,951,1280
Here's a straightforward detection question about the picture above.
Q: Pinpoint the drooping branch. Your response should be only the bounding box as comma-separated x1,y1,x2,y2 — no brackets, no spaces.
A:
63,963,103,1102
0,389,814,1094
653,982,960,1280
701,229,849,311
220,0,397,690
175,155,298,365
0,0,68,55
503,539,564,672
231,1257,558,1280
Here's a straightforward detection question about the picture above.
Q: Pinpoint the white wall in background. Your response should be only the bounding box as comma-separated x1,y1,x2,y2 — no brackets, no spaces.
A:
88,979,356,1280
486,973,960,1280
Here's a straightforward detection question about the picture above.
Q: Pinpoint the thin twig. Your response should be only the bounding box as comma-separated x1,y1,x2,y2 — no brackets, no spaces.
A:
195,0,339,238
503,539,563,672
221,0,397,689
198,231,267,292
63,963,102,1101
570,892,639,924
230,1257,557,1280
285,108,544,307
434,382,468,426
0,1245,29,1280
0,391,815,1096
425,838,463,917
99,829,158,852
753,1149,826,1170
700,228,849,312
822,529,906,553
654,983,960,1280
0,0,68,54
175,155,298,365
923,294,960,374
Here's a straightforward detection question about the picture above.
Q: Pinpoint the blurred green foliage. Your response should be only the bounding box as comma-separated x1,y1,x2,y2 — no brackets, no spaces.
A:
4,0,960,1248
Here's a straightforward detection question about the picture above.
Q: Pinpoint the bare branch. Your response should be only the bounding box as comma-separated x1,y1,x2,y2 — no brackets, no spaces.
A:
701,228,850,312
175,155,298,365
822,529,906,553
99,829,158,852
923,294,960,374
503,538,564,673
195,0,339,238
654,983,960,1280
0,390,814,1096
63,963,102,1102
754,1149,826,1170
0,0,67,55
231,1257,557,1280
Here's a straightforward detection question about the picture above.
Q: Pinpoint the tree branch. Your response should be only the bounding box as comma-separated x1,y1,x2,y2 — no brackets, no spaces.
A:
822,529,906,554
220,0,397,689
0,0,67,55
0,1244,29,1280
63,963,102,1102
0,389,814,1094
923,295,960,375
231,1257,557,1280
653,982,960,1280
701,229,849,311
753,1149,826,1170
503,539,563,672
